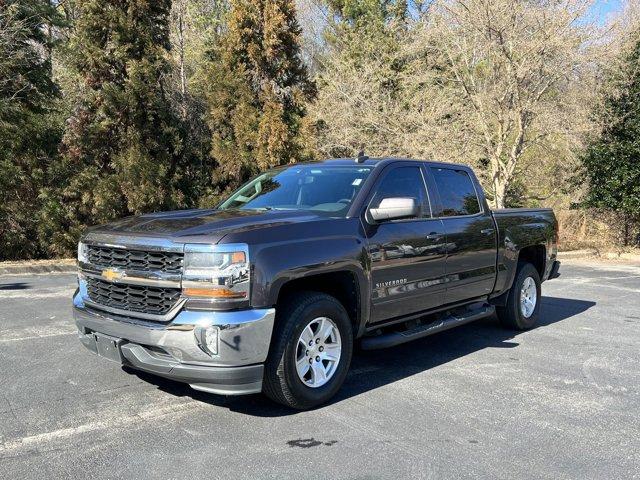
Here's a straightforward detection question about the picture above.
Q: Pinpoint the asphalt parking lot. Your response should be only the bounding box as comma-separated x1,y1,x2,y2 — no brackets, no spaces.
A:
0,260,639,479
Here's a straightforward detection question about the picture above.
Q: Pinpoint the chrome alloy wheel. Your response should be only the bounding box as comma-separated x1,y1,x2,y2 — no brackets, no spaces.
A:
519,276,537,318
295,317,342,388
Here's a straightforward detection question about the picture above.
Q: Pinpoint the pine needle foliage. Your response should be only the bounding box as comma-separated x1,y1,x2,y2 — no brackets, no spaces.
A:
581,34,640,245
200,0,316,193
55,0,187,253
0,0,64,259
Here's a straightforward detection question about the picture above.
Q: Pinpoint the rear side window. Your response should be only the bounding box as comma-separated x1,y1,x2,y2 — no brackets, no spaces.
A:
430,167,481,216
370,166,430,218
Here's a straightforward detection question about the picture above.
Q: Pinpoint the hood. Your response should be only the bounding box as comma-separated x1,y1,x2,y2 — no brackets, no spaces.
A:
89,208,330,243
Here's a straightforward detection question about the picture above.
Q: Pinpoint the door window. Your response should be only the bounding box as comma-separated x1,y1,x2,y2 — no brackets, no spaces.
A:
370,167,430,218
430,167,481,216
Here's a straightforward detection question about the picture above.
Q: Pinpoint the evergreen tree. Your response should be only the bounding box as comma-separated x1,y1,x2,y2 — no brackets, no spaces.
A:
200,0,316,193
54,0,187,254
323,0,408,57
0,0,63,259
582,35,640,246
324,0,407,32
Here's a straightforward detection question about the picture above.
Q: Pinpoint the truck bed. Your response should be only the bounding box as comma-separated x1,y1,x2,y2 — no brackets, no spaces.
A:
491,208,558,298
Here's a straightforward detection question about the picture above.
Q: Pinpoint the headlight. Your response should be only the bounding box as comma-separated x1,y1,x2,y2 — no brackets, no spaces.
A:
182,243,250,303
77,242,88,263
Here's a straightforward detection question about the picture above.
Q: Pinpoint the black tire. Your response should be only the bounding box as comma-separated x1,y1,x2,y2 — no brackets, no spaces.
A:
262,291,353,409
497,262,541,330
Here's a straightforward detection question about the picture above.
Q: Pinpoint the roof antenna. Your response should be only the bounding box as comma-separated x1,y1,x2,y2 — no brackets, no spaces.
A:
355,149,368,163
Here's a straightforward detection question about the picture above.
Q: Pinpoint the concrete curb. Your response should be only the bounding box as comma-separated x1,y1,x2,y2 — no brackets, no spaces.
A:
556,249,599,260
0,259,76,275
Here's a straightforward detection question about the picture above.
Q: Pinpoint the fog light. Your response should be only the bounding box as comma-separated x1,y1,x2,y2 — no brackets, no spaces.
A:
196,325,219,356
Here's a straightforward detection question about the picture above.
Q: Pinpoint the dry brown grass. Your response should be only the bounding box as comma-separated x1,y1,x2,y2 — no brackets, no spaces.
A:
0,258,75,268
557,209,639,253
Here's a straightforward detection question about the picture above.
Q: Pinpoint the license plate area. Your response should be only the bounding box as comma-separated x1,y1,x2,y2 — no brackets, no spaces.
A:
94,333,124,363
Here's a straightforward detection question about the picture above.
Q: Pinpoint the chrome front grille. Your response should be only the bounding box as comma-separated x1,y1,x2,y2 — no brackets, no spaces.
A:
85,277,182,317
86,245,183,273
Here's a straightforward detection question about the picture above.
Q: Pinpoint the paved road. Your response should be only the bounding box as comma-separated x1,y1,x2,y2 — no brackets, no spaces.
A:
0,261,639,479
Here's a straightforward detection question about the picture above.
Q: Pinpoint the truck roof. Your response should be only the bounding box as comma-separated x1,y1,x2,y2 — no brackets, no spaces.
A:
308,157,471,170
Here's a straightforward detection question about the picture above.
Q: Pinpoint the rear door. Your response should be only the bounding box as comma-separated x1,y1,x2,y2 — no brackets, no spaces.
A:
363,164,447,324
427,166,497,304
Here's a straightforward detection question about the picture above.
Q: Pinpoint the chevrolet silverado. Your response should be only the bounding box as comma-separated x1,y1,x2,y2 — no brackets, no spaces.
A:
74,157,560,409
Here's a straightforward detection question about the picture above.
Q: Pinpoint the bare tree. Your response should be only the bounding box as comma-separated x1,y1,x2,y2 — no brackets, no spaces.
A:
309,19,456,160
312,0,603,208
169,0,228,106
419,0,599,208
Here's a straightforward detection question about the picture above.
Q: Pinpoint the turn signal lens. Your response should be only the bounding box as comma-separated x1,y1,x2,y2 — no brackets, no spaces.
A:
231,251,246,263
182,288,247,299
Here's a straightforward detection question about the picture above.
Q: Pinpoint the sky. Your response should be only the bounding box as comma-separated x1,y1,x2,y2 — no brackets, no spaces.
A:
587,0,624,24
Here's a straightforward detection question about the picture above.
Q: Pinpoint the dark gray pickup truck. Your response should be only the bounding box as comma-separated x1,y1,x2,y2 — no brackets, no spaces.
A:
74,157,560,409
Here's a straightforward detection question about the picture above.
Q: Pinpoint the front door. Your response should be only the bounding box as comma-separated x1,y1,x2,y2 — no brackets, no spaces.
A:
364,165,447,324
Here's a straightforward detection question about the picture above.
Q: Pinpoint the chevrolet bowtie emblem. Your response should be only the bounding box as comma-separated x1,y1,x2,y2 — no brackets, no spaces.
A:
101,269,123,282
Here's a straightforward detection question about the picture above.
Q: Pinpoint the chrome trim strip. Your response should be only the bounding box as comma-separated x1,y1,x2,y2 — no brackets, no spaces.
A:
79,262,181,288
183,242,246,253
83,232,184,253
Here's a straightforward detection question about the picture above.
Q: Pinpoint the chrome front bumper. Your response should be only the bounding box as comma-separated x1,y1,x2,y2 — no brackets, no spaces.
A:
73,291,275,395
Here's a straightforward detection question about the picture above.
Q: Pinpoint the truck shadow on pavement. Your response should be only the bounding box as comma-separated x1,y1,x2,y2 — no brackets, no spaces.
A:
126,295,595,417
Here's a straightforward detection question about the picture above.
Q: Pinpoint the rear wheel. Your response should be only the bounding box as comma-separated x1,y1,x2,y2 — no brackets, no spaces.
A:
263,292,353,409
497,262,541,330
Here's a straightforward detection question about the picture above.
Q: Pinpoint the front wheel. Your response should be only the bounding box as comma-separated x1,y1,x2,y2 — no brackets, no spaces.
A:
497,262,541,330
262,292,353,409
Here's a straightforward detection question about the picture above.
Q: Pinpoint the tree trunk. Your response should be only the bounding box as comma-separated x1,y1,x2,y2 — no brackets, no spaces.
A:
175,0,187,119
493,177,507,209
623,212,630,247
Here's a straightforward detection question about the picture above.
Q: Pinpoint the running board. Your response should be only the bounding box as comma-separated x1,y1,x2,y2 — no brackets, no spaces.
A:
360,304,495,350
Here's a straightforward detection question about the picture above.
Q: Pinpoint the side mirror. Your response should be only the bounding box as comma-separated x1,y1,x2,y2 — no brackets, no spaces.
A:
369,197,419,222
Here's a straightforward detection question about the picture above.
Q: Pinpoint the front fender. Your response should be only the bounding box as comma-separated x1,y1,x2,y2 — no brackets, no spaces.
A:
251,236,371,331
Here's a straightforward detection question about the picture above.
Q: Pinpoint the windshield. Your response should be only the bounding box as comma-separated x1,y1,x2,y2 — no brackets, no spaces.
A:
219,165,373,215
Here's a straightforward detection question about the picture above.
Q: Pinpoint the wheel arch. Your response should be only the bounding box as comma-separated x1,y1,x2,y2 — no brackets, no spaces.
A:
274,270,366,337
518,245,546,278
491,245,546,307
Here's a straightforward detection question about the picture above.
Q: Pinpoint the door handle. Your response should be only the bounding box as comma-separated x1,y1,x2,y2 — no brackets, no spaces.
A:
425,233,443,241
481,228,495,235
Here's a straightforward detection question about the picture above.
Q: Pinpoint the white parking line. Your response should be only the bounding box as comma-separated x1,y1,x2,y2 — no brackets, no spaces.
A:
0,331,76,343
0,286,75,299
0,401,203,455
0,324,77,343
